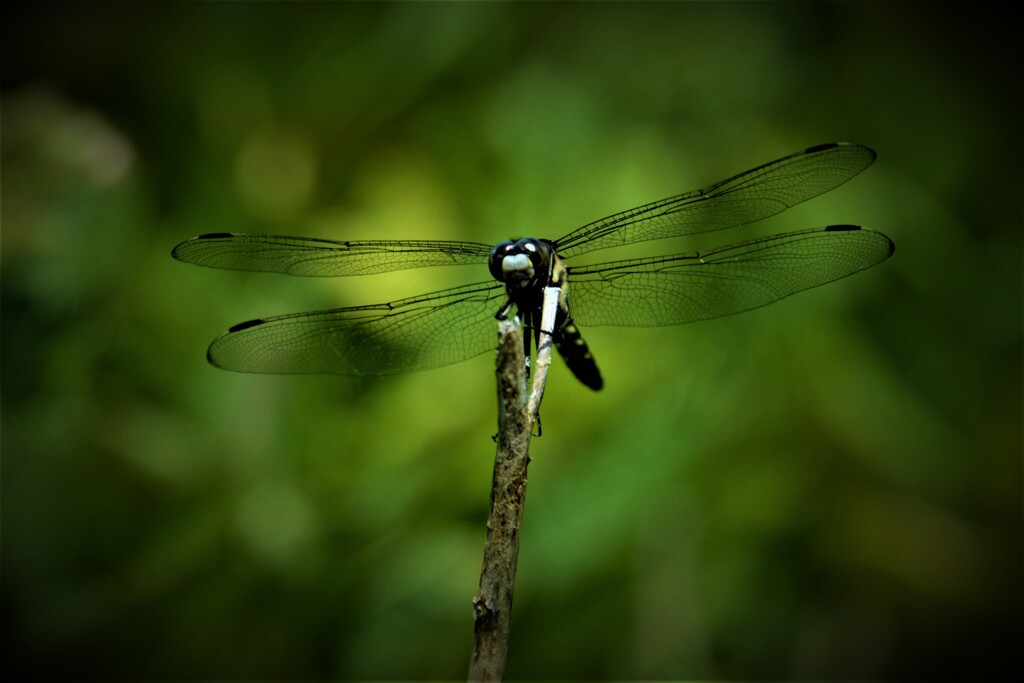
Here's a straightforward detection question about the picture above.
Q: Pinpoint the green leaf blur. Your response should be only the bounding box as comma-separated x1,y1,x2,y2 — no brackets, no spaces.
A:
3,3,1020,680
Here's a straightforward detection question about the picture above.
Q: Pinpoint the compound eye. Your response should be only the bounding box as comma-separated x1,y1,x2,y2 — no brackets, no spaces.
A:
489,240,516,281
491,240,513,257
517,238,551,269
513,238,544,267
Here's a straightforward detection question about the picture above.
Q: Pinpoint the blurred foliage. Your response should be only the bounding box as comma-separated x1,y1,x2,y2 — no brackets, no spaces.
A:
2,2,1020,680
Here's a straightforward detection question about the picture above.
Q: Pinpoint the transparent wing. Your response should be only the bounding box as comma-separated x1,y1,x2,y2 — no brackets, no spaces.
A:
566,225,894,327
207,280,507,374
172,233,494,276
554,143,876,259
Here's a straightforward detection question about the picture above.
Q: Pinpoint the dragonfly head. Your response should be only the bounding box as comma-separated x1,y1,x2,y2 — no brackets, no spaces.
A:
489,238,553,289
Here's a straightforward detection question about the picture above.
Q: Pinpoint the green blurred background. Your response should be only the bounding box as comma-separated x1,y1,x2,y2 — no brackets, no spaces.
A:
3,2,1020,680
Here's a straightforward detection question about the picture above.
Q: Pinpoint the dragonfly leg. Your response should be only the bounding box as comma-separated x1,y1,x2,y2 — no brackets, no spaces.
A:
494,298,514,321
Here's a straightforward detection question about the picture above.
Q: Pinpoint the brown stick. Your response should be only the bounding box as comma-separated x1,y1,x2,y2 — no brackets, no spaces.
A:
468,289,559,682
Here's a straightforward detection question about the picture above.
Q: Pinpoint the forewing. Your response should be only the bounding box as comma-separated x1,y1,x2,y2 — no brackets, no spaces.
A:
172,233,494,276
554,143,876,259
207,281,508,374
566,226,894,327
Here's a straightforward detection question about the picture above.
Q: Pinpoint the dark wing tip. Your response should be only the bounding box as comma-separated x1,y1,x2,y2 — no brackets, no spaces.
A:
208,318,265,368
805,142,877,161
227,318,266,333
171,232,235,261
805,142,840,154
824,224,896,258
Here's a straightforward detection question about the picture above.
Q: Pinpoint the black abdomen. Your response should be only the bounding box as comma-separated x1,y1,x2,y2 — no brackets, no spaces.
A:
555,318,604,390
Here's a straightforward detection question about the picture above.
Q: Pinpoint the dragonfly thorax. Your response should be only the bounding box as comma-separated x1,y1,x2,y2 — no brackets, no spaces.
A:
489,238,554,290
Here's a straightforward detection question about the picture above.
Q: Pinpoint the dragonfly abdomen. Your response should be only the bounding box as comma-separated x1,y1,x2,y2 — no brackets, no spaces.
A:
555,317,603,390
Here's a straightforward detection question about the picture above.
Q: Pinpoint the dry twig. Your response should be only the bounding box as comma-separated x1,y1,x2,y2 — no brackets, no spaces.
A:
468,287,559,682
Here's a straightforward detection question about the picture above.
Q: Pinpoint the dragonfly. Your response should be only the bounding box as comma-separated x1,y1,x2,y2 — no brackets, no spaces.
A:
172,142,894,390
